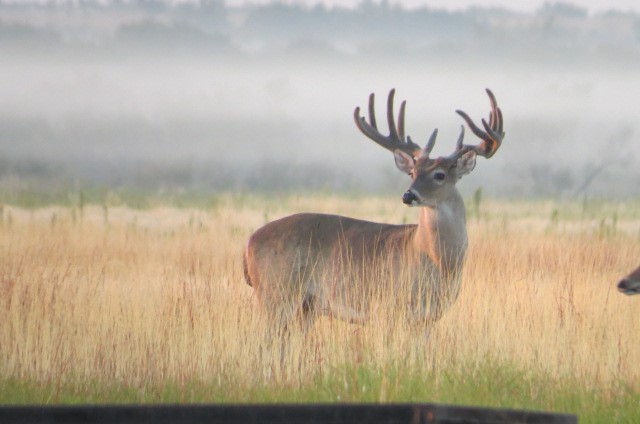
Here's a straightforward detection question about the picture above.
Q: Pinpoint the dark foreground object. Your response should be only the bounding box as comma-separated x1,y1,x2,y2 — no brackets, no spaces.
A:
0,404,577,424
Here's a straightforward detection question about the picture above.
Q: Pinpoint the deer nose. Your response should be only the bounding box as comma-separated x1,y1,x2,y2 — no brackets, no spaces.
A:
618,279,629,292
402,190,417,205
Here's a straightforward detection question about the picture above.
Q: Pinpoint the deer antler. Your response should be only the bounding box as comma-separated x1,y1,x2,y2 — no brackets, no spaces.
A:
446,88,504,162
354,89,435,159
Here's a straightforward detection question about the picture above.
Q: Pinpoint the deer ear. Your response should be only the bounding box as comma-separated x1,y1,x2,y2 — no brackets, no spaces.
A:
393,149,415,174
455,150,477,178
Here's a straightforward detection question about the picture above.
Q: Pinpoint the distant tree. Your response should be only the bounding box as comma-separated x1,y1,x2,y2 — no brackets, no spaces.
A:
538,2,588,18
115,19,230,52
0,22,59,47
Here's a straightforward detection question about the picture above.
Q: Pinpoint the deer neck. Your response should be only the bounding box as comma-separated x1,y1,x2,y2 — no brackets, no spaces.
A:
412,191,468,275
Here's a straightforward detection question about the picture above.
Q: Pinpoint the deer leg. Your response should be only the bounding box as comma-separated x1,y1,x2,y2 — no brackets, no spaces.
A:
296,292,318,333
323,302,368,325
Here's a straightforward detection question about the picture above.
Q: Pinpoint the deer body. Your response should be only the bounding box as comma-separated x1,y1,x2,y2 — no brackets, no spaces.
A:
244,89,504,329
245,196,467,325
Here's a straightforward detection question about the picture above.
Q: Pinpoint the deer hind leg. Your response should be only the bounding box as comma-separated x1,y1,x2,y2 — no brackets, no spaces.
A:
257,293,311,378
262,282,319,336
296,292,318,333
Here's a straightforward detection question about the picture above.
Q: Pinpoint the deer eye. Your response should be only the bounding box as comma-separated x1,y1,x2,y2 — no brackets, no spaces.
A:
434,172,446,181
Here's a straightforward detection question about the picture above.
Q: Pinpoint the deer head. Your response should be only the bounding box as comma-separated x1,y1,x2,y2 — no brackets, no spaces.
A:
354,89,505,207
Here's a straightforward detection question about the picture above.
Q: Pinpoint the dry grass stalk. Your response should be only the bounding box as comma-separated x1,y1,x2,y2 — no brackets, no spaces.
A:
0,198,638,395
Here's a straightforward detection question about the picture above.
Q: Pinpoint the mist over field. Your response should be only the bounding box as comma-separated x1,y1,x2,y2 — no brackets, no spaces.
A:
1,0,639,199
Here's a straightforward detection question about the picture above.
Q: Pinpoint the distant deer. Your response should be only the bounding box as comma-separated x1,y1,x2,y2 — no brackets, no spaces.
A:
243,89,505,329
618,266,640,295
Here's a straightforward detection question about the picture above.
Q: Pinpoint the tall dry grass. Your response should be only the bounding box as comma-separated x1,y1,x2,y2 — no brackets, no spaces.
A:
0,195,639,401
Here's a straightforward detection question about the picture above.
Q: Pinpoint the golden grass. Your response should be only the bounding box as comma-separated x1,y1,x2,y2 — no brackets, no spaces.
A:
1,195,639,400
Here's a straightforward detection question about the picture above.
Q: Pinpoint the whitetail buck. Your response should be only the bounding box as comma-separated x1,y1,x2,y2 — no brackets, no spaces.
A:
618,266,640,295
243,89,505,329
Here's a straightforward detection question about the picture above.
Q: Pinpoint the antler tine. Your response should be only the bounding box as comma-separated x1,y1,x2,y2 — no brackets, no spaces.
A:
456,125,464,150
424,129,438,156
486,88,497,128
367,92,377,129
455,110,490,151
387,89,400,141
451,88,505,161
353,89,422,157
484,88,504,139
398,100,406,141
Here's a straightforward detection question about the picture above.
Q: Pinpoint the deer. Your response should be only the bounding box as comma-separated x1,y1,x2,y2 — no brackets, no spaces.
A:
618,265,640,295
243,88,505,331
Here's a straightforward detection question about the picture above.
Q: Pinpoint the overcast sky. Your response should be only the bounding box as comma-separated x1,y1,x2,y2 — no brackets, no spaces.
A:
222,0,640,14
4,0,640,14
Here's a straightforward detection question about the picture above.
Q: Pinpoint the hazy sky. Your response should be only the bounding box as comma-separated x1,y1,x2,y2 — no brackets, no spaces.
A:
5,0,639,14
223,0,640,14
2,0,639,197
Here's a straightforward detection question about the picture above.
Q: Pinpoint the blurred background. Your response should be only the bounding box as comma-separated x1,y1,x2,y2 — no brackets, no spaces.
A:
1,0,639,201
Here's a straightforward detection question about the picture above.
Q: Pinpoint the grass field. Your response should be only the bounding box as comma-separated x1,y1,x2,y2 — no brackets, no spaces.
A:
1,193,639,422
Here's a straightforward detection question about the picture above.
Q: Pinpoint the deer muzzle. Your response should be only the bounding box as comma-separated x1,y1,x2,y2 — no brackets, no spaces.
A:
402,190,417,205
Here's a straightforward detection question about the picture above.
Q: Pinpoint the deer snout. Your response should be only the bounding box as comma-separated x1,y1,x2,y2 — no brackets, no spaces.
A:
402,190,417,205
618,278,640,295
618,279,628,292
